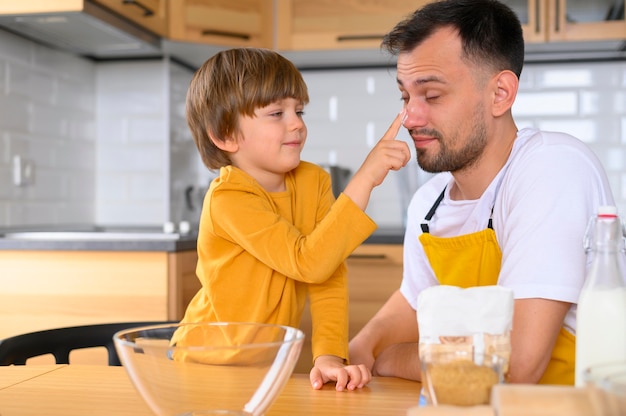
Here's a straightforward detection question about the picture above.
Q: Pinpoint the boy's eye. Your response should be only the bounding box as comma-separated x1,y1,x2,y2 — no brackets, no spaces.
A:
296,110,305,117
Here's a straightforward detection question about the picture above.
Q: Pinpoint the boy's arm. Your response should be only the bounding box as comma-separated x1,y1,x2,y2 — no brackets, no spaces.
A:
307,263,372,391
307,263,349,364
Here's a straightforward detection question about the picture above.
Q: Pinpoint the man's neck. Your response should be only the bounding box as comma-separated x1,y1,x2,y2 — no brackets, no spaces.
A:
450,124,518,201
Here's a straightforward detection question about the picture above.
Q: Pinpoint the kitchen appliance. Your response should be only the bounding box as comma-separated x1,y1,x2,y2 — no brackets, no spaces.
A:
0,0,160,59
323,165,351,198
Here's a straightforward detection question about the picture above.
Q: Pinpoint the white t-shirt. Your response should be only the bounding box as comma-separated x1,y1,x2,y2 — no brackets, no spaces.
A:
401,127,615,334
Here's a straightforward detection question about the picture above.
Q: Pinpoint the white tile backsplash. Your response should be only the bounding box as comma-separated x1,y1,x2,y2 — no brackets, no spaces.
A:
539,69,594,88
0,30,96,227
513,91,579,116
95,59,189,227
2,27,626,228
536,119,597,142
0,94,30,133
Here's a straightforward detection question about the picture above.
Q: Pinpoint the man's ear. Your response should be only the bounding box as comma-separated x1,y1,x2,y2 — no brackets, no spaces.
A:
209,132,238,153
492,70,518,117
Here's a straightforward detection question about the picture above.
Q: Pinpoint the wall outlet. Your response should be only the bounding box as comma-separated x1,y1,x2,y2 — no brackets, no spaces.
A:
13,155,35,187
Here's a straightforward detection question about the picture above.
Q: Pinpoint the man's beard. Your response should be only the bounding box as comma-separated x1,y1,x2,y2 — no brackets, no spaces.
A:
414,114,487,174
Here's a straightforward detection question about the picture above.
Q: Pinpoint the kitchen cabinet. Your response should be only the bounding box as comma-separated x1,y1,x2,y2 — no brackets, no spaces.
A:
167,0,274,48
295,244,404,373
167,249,201,319
0,249,200,347
275,0,425,51
102,0,626,52
93,0,168,37
505,0,626,43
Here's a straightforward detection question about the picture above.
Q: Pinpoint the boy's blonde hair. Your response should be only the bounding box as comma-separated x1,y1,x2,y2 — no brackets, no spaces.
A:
186,48,310,169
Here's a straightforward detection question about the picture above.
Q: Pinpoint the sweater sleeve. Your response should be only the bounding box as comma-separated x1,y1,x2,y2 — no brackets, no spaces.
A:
209,173,377,284
308,263,350,363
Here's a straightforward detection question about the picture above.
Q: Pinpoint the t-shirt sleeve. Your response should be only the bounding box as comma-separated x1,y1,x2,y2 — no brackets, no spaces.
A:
496,136,614,303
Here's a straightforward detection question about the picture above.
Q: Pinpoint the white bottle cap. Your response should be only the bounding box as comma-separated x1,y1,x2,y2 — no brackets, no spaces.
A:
598,206,618,217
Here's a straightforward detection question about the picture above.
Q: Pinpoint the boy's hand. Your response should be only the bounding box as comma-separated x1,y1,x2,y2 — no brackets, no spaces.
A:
309,355,372,392
342,109,411,210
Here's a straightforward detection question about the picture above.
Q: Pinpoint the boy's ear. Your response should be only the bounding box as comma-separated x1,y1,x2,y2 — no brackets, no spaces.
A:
209,132,238,153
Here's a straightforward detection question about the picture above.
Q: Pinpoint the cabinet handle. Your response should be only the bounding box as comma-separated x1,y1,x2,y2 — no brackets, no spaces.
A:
534,0,542,34
122,0,155,17
201,29,251,41
336,35,385,42
348,254,387,260
554,0,561,33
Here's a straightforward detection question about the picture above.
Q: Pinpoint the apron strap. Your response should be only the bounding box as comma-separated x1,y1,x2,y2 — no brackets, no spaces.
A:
421,186,496,232
421,187,446,233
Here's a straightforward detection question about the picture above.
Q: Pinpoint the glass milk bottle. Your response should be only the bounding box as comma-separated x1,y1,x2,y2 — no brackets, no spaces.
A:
575,206,626,386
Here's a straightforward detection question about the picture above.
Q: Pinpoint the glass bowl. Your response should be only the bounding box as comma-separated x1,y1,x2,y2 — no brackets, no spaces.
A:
420,349,506,406
113,322,305,416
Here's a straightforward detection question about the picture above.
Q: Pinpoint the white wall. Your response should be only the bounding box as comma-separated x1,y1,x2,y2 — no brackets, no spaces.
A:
95,59,198,226
1,26,626,229
0,30,96,227
0,29,200,229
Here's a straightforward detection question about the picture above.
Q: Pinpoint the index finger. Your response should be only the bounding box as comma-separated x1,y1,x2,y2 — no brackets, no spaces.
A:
380,108,407,141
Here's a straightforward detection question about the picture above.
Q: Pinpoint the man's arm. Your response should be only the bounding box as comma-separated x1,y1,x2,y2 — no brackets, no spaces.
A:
349,290,419,374
509,298,571,383
371,342,422,380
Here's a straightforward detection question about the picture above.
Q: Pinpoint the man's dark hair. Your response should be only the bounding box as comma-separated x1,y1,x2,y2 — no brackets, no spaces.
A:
382,0,524,78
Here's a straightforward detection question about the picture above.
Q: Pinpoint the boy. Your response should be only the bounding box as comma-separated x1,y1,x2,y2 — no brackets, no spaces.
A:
180,48,410,391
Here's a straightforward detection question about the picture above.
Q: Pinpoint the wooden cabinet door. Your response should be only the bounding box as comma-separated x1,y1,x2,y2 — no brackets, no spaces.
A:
547,0,626,42
345,244,404,339
0,250,170,341
294,244,404,374
503,0,549,44
505,0,626,44
167,250,200,320
92,0,168,36
167,0,274,48
276,0,426,51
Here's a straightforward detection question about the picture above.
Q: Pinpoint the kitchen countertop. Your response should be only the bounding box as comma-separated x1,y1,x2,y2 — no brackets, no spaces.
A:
0,226,404,252
0,225,198,252
366,226,405,245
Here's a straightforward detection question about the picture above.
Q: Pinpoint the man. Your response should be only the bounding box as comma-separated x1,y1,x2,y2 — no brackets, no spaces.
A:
348,0,615,385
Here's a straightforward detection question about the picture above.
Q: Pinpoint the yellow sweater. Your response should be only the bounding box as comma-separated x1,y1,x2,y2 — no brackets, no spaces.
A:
179,162,377,363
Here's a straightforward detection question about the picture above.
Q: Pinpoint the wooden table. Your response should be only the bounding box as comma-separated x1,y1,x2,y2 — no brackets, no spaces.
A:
0,365,421,415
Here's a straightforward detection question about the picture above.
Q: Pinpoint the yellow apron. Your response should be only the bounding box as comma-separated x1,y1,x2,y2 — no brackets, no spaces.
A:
418,188,575,385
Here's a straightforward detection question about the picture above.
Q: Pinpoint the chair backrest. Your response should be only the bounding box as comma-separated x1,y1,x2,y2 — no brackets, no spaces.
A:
0,321,178,366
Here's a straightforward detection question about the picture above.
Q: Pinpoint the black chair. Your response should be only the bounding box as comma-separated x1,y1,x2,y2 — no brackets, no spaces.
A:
0,321,178,366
